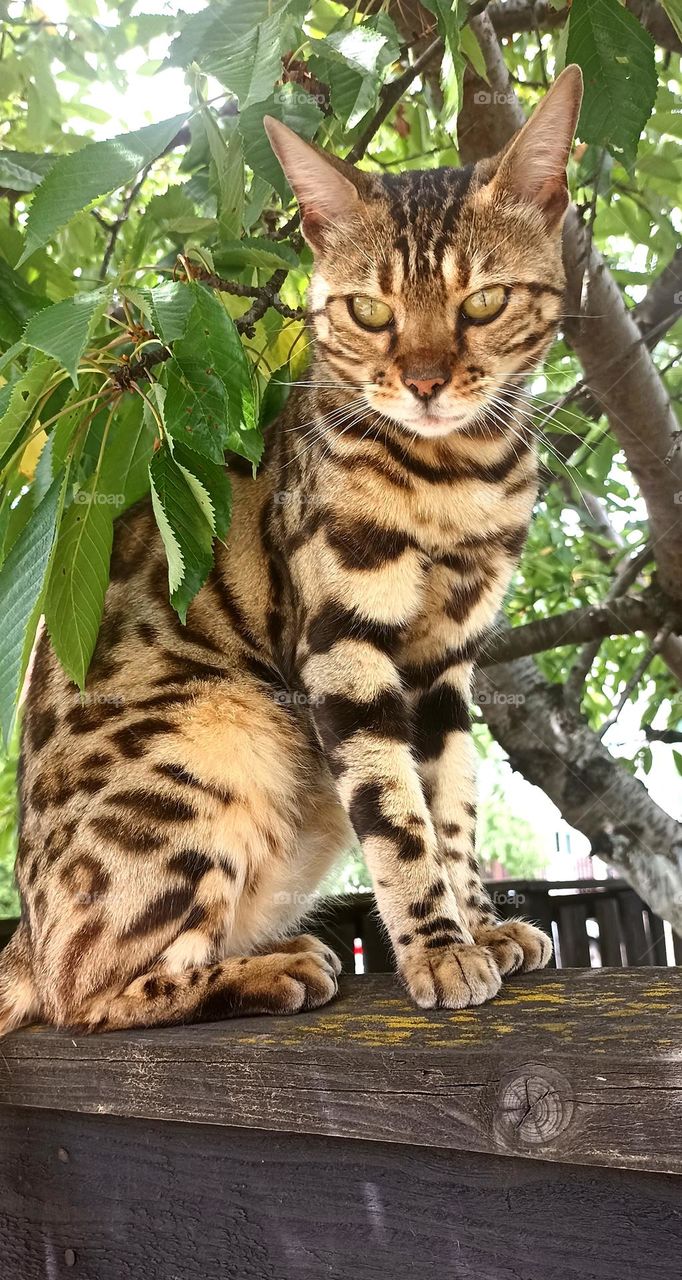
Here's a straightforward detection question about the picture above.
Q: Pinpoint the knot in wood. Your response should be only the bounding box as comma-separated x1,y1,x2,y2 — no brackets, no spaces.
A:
494,1063,574,1151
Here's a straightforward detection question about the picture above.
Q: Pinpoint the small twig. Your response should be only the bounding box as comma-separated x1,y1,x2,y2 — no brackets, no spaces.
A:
564,544,654,706
188,267,305,324
598,623,673,739
99,165,151,280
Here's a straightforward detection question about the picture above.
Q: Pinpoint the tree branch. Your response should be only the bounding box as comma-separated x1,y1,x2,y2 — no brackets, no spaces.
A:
481,1,680,53
481,594,681,666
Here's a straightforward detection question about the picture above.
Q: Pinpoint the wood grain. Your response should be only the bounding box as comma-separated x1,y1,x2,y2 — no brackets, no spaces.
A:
1,1106,680,1280
2,968,680,1173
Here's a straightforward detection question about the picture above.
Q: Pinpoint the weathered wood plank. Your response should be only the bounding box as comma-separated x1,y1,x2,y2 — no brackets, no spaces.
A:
1,1106,680,1280
1,969,680,1174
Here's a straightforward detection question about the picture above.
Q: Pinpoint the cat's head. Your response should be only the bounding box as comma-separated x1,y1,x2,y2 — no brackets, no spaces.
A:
265,66,582,439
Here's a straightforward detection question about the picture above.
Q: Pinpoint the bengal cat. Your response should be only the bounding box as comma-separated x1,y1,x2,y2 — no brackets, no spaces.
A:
0,67,582,1035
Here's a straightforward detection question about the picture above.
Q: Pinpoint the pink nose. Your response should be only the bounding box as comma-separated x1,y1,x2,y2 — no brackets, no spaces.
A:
402,373,448,401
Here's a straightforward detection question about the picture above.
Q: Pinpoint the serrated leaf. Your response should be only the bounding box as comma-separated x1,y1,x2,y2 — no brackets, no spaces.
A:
145,280,195,345
170,0,305,74
0,470,67,745
99,394,155,511
18,114,187,265
173,440,232,539
149,441,214,622
0,353,58,471
566,0,657,167
23,289,108,386
175,282,257,439
205,10,289,109
0,150,55,192
213,238,299,273
202,110,244,238
44,474,115,689
164,360,227,463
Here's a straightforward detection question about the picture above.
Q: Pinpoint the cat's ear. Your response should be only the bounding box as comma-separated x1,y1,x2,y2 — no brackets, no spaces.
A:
493,65,583,227
264,117,364,250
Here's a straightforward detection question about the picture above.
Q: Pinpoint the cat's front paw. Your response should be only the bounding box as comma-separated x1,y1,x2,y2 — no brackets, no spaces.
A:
474,920,553,975
400,942,502,1010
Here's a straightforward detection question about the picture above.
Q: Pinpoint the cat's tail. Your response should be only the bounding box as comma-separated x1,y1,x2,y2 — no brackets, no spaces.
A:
0,925,39,1038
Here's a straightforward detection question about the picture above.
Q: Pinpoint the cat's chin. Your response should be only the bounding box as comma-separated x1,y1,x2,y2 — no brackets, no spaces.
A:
390,409,475,439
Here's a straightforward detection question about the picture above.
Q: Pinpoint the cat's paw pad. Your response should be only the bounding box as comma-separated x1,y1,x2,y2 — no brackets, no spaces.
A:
475,920,552,975
401,942,502,1010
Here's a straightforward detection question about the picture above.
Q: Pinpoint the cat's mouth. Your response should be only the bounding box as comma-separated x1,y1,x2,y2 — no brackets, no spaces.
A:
381,399,477,439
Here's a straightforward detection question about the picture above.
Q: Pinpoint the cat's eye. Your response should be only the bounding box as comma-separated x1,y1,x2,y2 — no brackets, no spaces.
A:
349,295,394,330
461,285,507,322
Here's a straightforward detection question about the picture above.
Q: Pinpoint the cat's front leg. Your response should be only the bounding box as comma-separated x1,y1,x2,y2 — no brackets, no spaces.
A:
299,629,503,1009
413,658,552,977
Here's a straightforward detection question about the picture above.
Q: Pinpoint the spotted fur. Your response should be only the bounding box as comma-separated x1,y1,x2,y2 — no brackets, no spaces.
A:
0,69,581,1034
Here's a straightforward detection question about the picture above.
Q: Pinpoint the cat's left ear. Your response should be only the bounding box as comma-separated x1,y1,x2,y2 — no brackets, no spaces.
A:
492,65,583,227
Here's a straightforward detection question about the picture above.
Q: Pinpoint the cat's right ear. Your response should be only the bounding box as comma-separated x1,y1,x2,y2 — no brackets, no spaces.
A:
264,117,362,250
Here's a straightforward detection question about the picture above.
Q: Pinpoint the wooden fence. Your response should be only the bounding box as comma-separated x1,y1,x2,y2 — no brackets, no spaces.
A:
311,877,680,973
1,967,680,1278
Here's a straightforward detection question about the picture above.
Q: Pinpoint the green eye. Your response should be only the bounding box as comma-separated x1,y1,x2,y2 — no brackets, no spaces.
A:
462,285,507,322
349,295,394,330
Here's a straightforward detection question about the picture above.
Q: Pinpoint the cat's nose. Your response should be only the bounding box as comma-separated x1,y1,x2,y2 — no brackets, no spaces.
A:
401,371,450,401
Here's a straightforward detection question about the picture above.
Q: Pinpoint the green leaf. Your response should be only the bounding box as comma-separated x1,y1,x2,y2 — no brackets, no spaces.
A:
174,282,257,440
0,150,55,192
0,258,50,346
171,0,304,74
23,289,108,386
204,9,291,109
149,441,214,622
44,472,115,689
0,354,58,471
421,0,459,56
0,470,67,745
212,238,299,273
202,110,245,239
18,113,187,265
460,24,489,82
673,749,682,777
164,360,228,463
99,394,155,511
173,440,232,539
145,280,195,345
565,0,657,167
239,86,324,199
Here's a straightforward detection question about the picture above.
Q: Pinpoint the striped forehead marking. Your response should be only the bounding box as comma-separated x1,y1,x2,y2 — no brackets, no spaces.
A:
379,165,476,285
